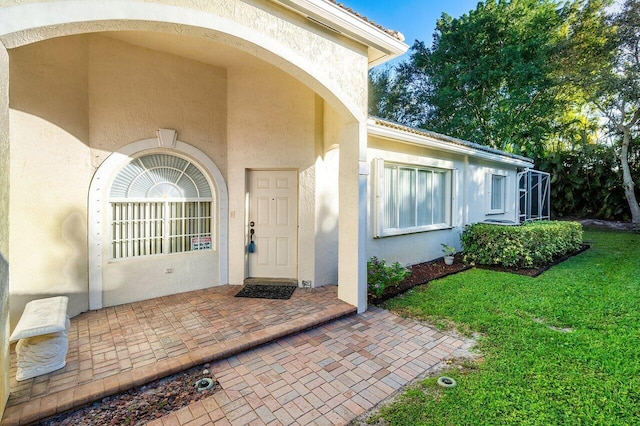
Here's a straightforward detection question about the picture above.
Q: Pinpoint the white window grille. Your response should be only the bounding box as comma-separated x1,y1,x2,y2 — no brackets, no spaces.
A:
109,153,213,259
375,159,452,237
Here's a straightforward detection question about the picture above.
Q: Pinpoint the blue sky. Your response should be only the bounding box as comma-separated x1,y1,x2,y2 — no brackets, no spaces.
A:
340,0,481,49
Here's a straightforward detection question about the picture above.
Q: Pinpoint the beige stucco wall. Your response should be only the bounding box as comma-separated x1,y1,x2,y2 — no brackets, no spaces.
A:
88,35,228,306
8,34,229,320
87,34,228,172
0,41,11,421
8,27,354,318
367,135,520,267
313,104,344,286
9,35,92,324
226,64,321,285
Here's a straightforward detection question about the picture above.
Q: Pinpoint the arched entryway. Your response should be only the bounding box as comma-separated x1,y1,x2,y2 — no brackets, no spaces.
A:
2,0,373,340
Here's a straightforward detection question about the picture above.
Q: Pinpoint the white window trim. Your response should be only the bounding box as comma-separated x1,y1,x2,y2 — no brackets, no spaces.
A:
107,153,215,260
88,138,228,310
373,158,454,238
486,172,508,215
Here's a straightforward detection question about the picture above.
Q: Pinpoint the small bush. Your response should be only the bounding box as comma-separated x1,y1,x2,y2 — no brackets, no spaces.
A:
461,221,583,268
367,257,411,297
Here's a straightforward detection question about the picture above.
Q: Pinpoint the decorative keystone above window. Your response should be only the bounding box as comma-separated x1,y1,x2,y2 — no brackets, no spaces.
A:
157,128,177,148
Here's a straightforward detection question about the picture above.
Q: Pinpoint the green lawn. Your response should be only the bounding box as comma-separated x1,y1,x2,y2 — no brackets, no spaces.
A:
373,229,640,425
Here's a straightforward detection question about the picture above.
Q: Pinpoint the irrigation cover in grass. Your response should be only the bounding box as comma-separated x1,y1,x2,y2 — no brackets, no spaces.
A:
235,284,296,300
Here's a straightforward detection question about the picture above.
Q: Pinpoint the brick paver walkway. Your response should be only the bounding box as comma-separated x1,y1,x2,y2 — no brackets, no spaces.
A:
2,285,355,426
148,307,474,426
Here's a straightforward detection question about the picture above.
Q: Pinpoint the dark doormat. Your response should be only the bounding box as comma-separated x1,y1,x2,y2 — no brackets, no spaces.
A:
235,284,296,300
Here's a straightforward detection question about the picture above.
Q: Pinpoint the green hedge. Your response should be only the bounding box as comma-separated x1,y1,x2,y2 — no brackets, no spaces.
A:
461,221,583,268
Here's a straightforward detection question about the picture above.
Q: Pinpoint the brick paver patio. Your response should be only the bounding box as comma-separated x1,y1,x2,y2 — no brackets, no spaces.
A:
148,307,473,426
2,285,355,425
2,286,474,425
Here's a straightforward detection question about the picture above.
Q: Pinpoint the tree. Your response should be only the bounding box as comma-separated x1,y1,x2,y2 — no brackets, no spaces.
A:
369,64,430,127
604,0,640,225
413,0,594,159
368,0,639,223
574,0,640,225
370,0,610,161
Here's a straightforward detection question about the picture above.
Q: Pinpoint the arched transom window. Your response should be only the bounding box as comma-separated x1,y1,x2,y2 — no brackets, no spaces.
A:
110,153,213,259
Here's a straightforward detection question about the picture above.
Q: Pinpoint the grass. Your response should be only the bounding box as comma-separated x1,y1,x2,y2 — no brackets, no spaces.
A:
373,229,640,425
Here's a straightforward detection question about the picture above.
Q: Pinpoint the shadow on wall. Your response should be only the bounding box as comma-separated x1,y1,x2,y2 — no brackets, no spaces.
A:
315,185,339,286
9,35,90,146
61,210,88,289
9,210,88,332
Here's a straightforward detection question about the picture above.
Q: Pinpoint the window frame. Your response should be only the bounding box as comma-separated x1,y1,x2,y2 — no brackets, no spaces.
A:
486,172,507,215
108,153,215,261
374,159,454,238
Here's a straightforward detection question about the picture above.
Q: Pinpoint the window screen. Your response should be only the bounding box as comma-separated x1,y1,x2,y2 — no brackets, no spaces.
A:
109,154,213,259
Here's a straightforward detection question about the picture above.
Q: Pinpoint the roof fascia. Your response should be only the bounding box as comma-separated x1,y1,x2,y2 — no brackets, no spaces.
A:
272,0,408,66
367,120,534,169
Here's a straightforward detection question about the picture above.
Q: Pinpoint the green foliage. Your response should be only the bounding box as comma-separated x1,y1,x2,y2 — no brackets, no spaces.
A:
367,256,411,297
441,243,457,256
539,144,640,220
461,221,583,268
379,230,640,425
368,65,430,127
420,0,568,158
372,0,610,161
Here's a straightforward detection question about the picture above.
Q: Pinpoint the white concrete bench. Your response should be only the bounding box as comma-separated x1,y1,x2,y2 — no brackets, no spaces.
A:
9,296,70,381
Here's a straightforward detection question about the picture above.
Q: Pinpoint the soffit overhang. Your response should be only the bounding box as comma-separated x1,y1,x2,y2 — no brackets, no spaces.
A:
271,0,409,67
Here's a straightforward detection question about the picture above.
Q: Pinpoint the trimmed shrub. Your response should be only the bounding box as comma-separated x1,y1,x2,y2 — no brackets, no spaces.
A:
461,221,583,268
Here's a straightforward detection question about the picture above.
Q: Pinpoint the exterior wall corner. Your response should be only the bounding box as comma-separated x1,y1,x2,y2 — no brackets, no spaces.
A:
0,41,11,419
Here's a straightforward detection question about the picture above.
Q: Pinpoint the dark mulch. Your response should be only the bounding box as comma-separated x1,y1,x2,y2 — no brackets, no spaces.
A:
369,255,471,305
34,365,220,426
369,245,590,304
235,284,296,300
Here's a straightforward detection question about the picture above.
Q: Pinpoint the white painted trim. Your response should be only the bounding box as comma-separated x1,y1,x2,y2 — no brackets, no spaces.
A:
368,120,534,168
373,159,455,238
88,139,228,310
486,172,508,215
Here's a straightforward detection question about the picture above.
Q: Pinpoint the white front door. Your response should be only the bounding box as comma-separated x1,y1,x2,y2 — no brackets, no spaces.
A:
248,170,298,279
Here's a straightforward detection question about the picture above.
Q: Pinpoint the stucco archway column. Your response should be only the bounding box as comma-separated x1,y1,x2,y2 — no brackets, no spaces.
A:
338,120,368,313
0,42,11,419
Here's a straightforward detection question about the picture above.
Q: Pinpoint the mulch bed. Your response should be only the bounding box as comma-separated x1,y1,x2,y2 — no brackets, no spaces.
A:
34,365,221,426
369,255,471,305
369,245,590,305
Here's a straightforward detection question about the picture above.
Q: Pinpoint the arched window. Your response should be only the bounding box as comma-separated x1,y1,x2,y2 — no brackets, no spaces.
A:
109,153,213,259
